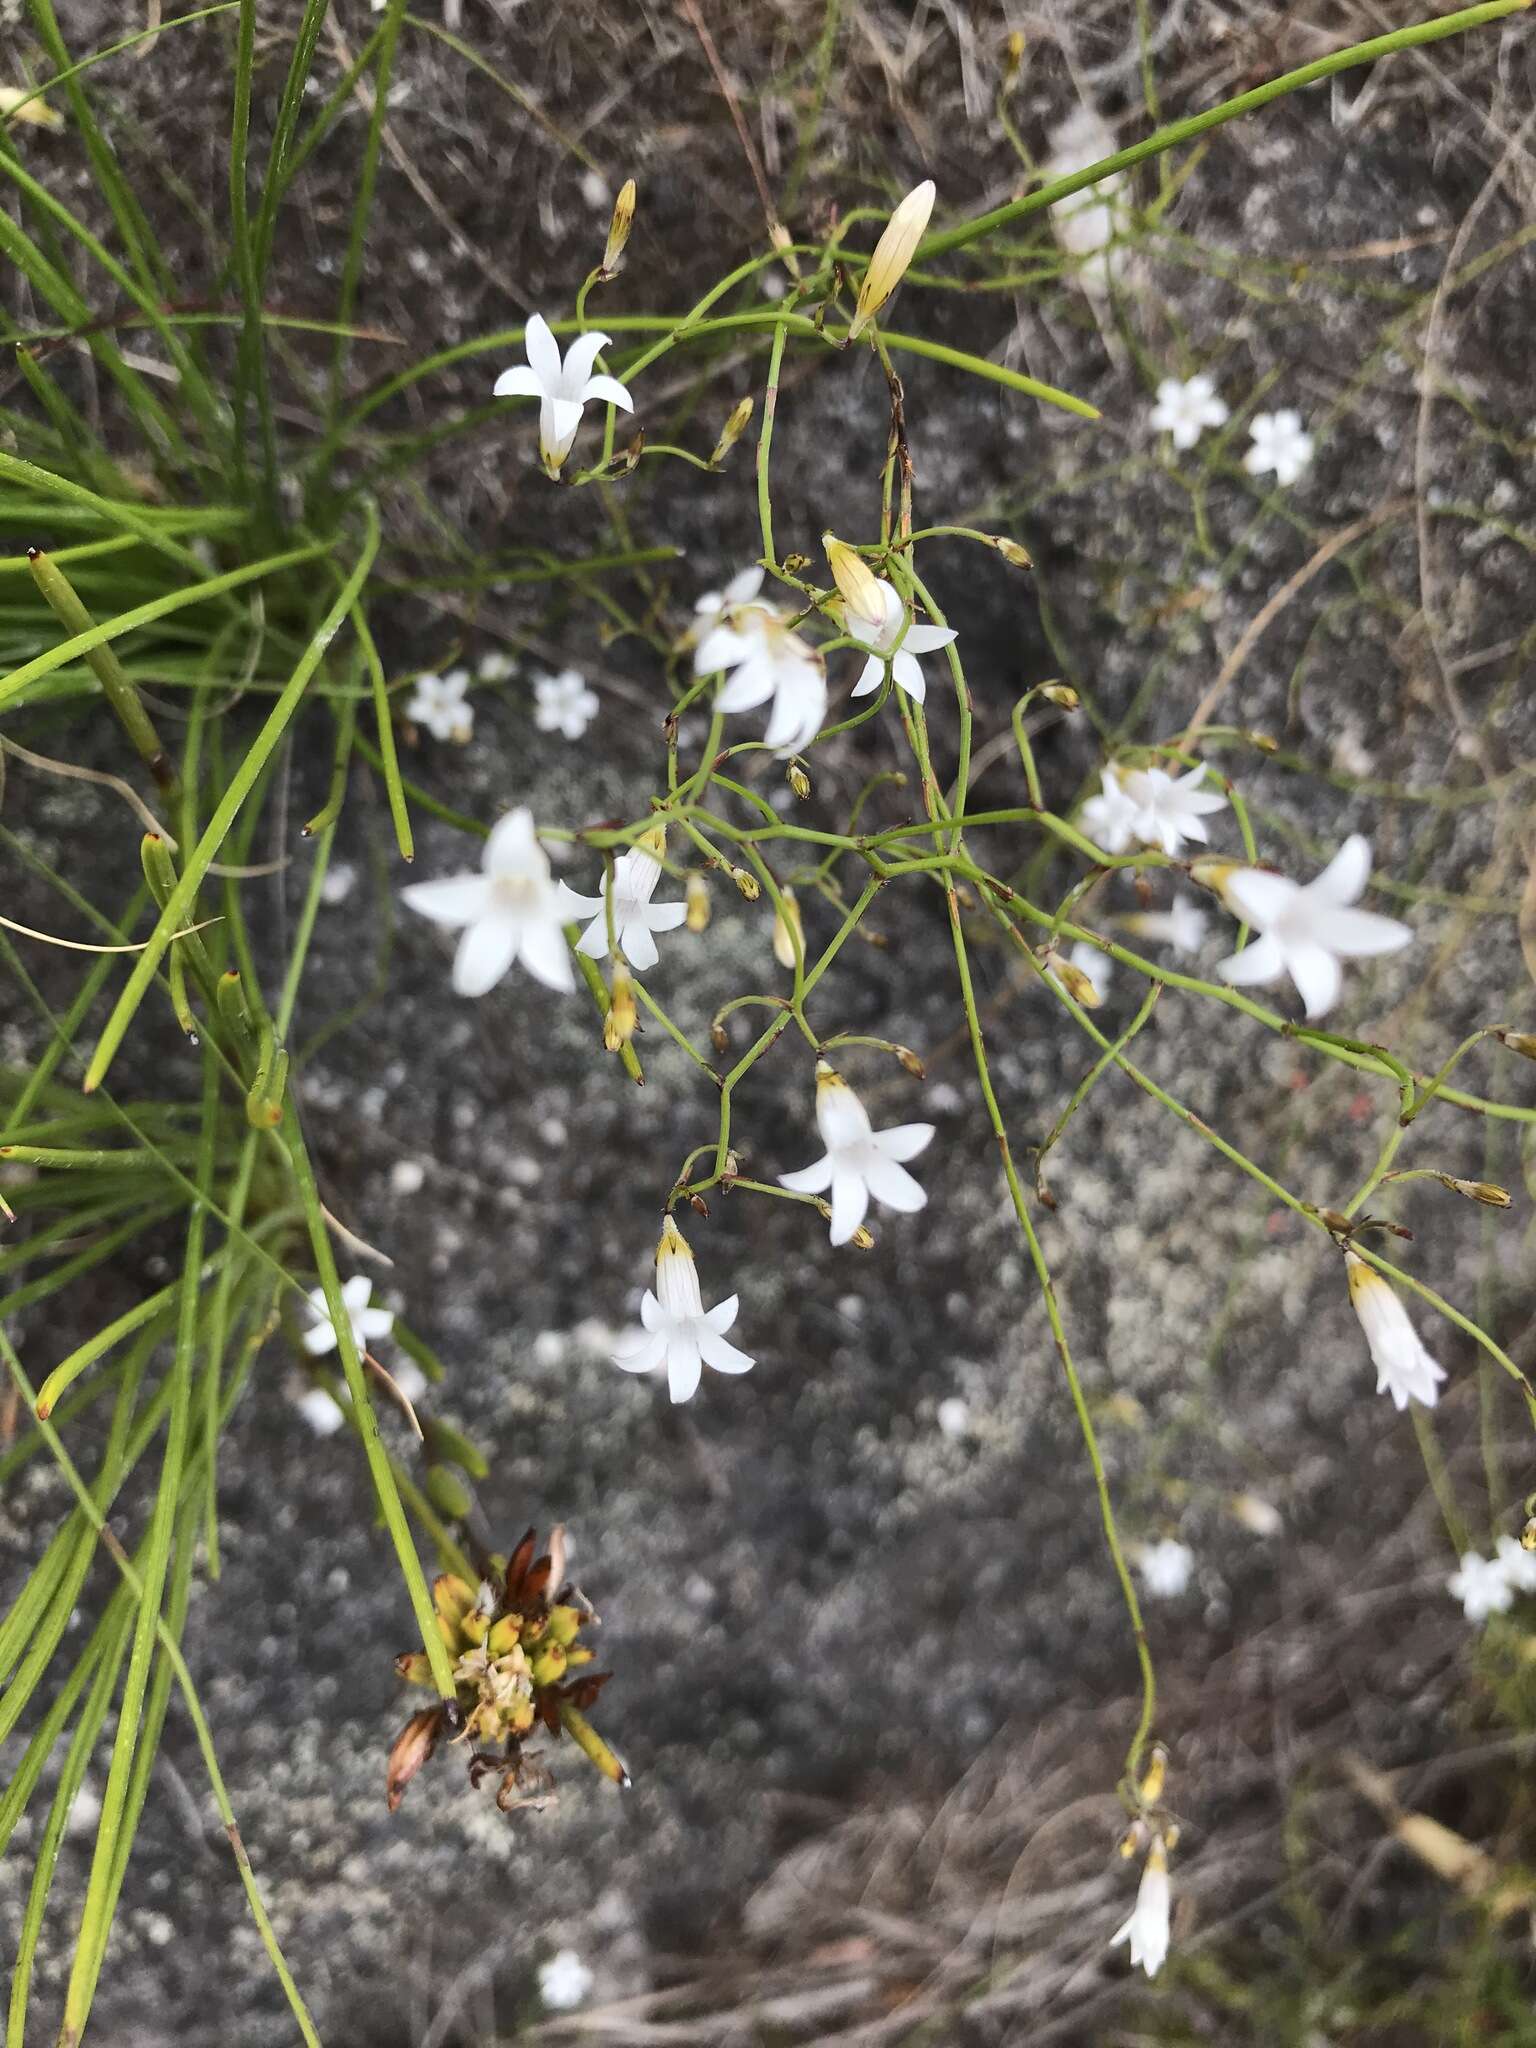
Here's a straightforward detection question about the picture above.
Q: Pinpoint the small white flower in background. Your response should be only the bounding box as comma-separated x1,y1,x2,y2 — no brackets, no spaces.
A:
1344,1251,1446,1411
841,578,957,707
533,668,599,741
1448,1552,1514,1625
936,1395,971,1440
695,601,827,758
391,1358,428,1407
401,805,582,997
1119,897,1208,956
1111,1833,1171,1979
611,1215,755,1404
477,649,516,684
1494,1533,1536,1596
538,1948,595,2012
1149,374,1228,451
301,1274,394,1359
1137,1539,1194,1600
320,862,357,908
779,1061,934,1247
1045,106,1128,288
1230,1492,1284,1538
1215,836,1412,1021
492,313,633,479
1067,941,1113,1002
847,178,935,341
1244,408,1313,487
568,823,687,973
1081,762,1227,858
295,1387,346,1436
405,668,473,744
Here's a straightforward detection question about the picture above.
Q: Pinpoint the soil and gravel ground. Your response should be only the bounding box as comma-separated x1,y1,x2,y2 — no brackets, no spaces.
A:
1,3,1535,2043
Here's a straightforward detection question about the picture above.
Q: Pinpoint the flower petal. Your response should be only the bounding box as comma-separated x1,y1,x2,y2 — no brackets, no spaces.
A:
644,902,688,933
666,1335,702,1404
623,923,659,972
301,1320,337,1356
1307,834,1371,907
485,806,543,875
873,1122,934,1163
829,1169,869,1247
517,916,576,992
903,624,956,653
849,655,886,698
891,650,927,703
612,1329,667,1376
1215,933,1284,987
453,913,521,997
863,1151,927,1212
1305,905,1412,959
523,313,563,390
580,373,633,411
558,329,613,396
1284,941,1343,1019
493,364,545,400
1221,870,1297,930
698,1323,755,1375
779,1154,834,1195
400,874,492,929
703,1296,739,1334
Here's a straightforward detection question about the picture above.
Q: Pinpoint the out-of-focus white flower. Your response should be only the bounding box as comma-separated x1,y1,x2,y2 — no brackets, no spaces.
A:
1216,836,1412,1020
694,565,773,634
695,603,827,757
1082,763,1227,857
568,823,687,973
842,578,957,706
1137,1539,1194,1599
320,862,357,907
301,1274,394,1359
1067,940,1113,1002
1244,409,1313,486
401,805,582,997
406,668,473,743
295,1387,347,1436
936,1395,971,1439
538,1949,595,2011
478,649,516,684
1448,1552,1514,1624
1494,1533,1536,1596
533,668,599,741
492,313,633,478
779,1061,934,1247
1045,106,1128,288
1111,1833,1171,1978
612,1215,755,1404
1150,374,1227,451
1119,897,1208,956
1344,1251,1446,1411
848,179,935,341
391,1358,428,1407
1230,1492,1284,1538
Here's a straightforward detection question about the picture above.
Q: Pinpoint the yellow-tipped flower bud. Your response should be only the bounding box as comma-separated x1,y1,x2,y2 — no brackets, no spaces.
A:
848,179,935,341
710,1017,729,1054
1497,1030,1536,1062
710,395,754,467
1189,857,1243,909
1047,949,1103,1008
786,760,812,800
772,888,804,970
685,871,711,932
601,177,636,276
896,1044,926,1079
822,531,885,636
1426,1172,1512,1207
1522,1517,1536,1553
1039,682,1078,709
850,1224,876,1250
1137,1743,1168,1808
994,535,1034,569
730,865,760,902
604,964,637,1052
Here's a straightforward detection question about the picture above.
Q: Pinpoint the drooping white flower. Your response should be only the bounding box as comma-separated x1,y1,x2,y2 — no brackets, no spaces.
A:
1119,897,1209,956
1045,106,1128,289
492,313,633,478
779,1060,934,1247
538,1949,595,2012
533,667,599,741
301,1273,394,1359
842,578,957,707
405,668,473,744
477,649,517,684
1244,408,1313,487
1215,836,1412,1020
1494,1533,1536,1596
401,805,582,997
1149,374,1228,451
1082,762,1227,857
1344,1250,1446,1411
936,1395,971,1439
1448,1552,1514,1625
694,604,827,757
611,1215,755,1404
567,823,687,973
1111,1834,1171,1979
848,178,935,340
1137,1538,1194,1599
1068,940,1113,1001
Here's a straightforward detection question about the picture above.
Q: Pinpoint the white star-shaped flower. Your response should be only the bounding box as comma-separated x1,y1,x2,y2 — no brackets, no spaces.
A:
492,314,633,478
1447,1552,1513,1625
1081,762,1227,857
1119,896,1209,956
1137,1538,1194,1599
401,805,582,997
1494,1533,1536,1596
1244,408,1313,487
405,668,473,743
694,604,827,757
477,649,516,684
1344,1250,1446,1411
300,1273,394,1359
779,1061,934,1247
1215,836,1412,1020
612,1215,755,1404
567,824,687,973
842,578,957,706
538,1950,595,2012
1111,1834,1171,1979
533,667,599,741
1149,373,1228,451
